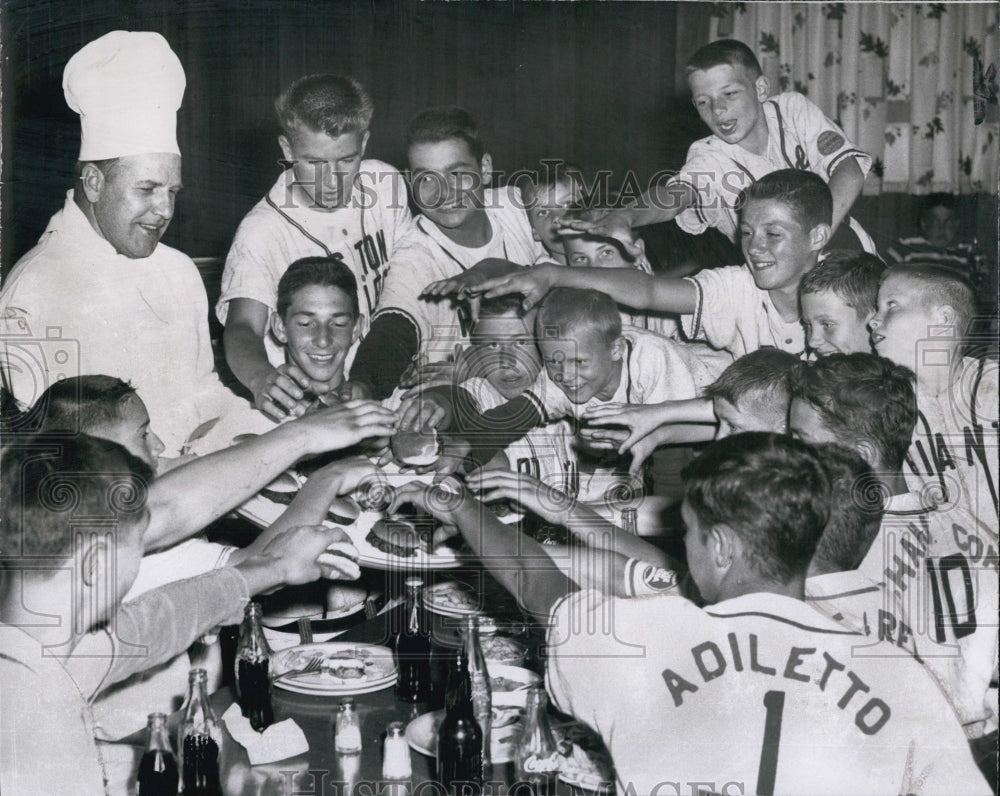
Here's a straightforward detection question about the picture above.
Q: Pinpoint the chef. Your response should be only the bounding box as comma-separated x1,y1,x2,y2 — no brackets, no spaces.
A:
0,30,268,455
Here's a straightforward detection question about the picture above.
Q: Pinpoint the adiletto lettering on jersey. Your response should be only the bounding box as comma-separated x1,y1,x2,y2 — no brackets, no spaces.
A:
660,633,892,736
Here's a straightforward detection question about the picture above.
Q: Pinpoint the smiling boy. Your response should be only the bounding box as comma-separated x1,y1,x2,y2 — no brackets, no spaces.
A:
446,169,832,360
799,250,884,357
869,265,998,525
349,106,545,399
271,256,363,404
219,75,413,418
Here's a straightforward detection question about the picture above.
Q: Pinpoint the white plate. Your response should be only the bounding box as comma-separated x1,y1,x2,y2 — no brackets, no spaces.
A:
404,697,528,764
272,642,397,695
239,494,460,570
423,583,481,617
261,627,345,652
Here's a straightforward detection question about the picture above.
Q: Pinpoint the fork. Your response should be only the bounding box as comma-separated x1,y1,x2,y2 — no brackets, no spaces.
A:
275,655,323,680
297,616,314,644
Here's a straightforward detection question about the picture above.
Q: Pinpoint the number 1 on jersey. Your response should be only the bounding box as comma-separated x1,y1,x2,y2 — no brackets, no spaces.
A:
756,690,786,796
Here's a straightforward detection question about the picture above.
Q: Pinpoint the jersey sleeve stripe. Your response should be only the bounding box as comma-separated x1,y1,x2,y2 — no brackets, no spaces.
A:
826,149,869,178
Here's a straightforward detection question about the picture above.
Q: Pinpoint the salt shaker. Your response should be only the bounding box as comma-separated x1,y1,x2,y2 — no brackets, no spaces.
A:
382,721,413,780
334,697,363,753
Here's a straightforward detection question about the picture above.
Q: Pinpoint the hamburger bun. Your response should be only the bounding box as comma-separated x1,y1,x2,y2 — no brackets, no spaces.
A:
391,429,440,467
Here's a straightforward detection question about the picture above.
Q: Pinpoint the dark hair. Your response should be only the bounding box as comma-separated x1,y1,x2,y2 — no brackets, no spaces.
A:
704,348,799,408
276,256,360,319
789,353,916,470
275,74,373,138
522,160,586,196
810,443,885,576
537,287,622,347
682,432,831,582
1,434,152,564
919,192,958,219
405,106,484,162
686,39,763,80
739,169,833,231
799,250,886,316
882,264,976,337
32,376,138,436
477,293,531,320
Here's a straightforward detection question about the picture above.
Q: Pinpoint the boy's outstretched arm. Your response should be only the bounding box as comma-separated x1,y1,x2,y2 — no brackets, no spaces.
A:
828,158,865,234
143,401,397,550
444,263,698,315
465,468,674,570
389,481,574,620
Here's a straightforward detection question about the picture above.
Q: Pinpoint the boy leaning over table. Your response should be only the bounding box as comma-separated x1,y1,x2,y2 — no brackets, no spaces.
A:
389,433,990,796
0,435,365,796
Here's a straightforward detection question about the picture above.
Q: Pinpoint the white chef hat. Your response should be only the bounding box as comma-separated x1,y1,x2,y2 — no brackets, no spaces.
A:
63,31,186,162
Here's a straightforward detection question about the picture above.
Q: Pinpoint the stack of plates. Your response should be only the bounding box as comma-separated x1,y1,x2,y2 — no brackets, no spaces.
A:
271,642,397,696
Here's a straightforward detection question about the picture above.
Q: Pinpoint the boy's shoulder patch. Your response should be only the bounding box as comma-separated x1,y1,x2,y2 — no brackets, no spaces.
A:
817,130,845,156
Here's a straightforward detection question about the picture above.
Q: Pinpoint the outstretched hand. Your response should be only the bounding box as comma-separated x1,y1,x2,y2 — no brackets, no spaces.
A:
582,402,672,454
463,467,573,525
556,208,641,258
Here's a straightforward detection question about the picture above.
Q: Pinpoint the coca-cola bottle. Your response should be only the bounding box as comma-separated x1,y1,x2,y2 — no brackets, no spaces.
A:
234,601,274,732
136,712,179,796
461,615,493,782
514,686,561,795
396,577,432,702
437,650,483,795
178,668,222,795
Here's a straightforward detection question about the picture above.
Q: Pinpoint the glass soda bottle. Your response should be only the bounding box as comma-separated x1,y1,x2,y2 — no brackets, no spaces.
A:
621,507,638,536
437,650,483,795
178,668,222,795
136,712,179,796
461,615,493,782
234,601,274,732
396,577,432,702
514,686,561,795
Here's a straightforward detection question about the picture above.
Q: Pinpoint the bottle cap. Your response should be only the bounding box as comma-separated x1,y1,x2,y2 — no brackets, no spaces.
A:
404,577,424,588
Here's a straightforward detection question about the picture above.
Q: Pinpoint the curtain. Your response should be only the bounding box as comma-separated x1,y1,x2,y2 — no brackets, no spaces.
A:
711,2,999,195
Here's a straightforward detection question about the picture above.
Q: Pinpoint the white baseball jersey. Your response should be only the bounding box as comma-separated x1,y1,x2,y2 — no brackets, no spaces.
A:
682,264,806,358
547,589,990,796
903,356,999,527
808,492,999,739
217,160,414,367
460,376,577,494
373,185,545,358
672,92,872,242
526,326,699,422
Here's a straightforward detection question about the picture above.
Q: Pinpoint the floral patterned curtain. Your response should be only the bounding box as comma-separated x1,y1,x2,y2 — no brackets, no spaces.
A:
710,2,999,195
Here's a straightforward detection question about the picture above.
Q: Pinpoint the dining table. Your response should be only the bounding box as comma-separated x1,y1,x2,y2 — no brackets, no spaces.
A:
167,573,614,796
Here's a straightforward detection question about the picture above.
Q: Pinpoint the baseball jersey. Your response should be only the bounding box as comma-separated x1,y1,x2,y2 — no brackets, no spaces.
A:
681,264,806,358
526,326,699,422
903,356,999,527
373,185,545,359
217,160,414,367
672,92,872,242
807,492,999,739
546,589,990,796
461,375,578,494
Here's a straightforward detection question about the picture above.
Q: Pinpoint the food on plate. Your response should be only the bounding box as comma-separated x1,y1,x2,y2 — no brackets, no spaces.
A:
260,470,301,504
321,655,367,680
424,581,479,611
366,518,433,557
481,635,527,665
327,497,360,524
390,428,440,466
490,675,527,693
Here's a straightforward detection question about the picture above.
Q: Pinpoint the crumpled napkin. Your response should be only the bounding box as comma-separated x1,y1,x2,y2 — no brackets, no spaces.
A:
221,702,309,765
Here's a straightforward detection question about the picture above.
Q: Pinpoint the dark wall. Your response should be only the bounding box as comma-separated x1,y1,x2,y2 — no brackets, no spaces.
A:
2,0,718,272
